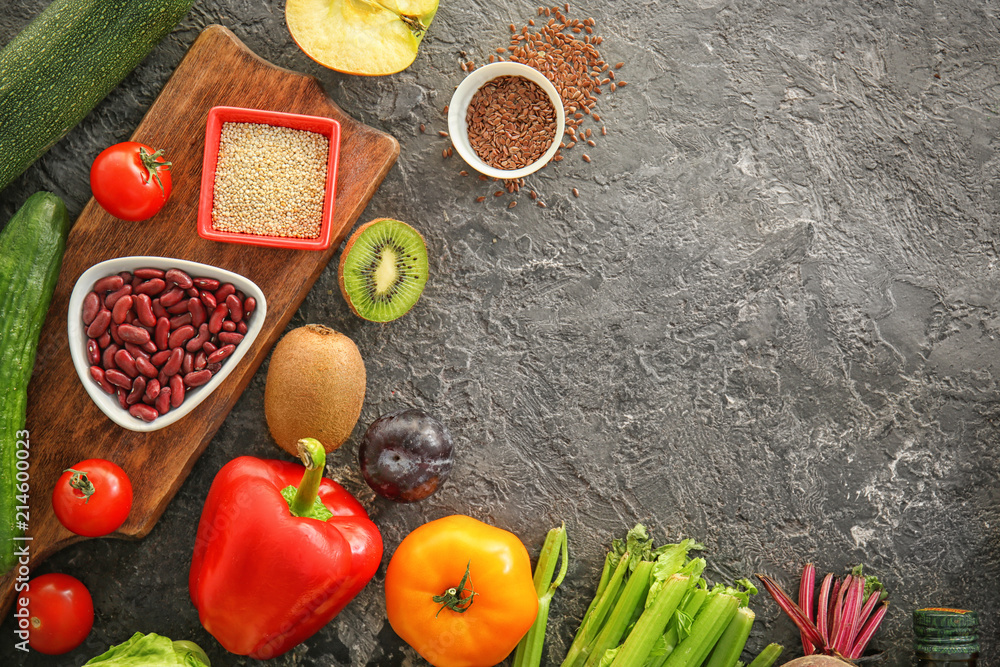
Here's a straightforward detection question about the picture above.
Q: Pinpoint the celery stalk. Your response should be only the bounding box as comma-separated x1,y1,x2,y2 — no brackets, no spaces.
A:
562,551,633,667
746,643,783,667
660,592,740,667
609,574,691,667
648,586,710,667
513,523,570,667
703,607,756,667
583,561,655,667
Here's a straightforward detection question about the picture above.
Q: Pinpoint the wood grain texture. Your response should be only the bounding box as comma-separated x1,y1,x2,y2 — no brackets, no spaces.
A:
0,24,398,614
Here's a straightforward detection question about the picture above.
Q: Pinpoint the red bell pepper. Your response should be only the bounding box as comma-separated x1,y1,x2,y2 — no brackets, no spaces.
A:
188,437,382,659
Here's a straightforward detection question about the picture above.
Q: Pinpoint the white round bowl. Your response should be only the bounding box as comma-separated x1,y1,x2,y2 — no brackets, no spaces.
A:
68,256,267,432
448,62,565,180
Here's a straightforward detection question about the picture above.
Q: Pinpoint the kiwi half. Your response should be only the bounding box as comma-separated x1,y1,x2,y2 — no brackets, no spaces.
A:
338,218,428,322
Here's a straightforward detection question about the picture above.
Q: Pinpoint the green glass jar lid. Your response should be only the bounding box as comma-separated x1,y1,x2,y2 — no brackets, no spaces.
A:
914,608,979,630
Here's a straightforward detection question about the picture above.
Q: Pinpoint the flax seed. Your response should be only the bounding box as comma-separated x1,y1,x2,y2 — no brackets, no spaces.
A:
572,188,579,197
494,191,504,197
476,196,486,202
420,124,426,133
615,62,624,69
602,126,607,135
439,130,449,137
466,75,557,170
538,201,547,207
460,170,469,176
508,200,517,208
582,154,591,162
610,82,617,92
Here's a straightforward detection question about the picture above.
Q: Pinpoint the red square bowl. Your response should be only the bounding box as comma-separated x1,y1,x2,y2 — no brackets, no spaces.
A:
197,106,341,251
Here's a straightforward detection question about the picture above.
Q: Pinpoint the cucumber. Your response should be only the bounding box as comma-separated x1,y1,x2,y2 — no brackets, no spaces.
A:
0,0,193,193
0,192,70,572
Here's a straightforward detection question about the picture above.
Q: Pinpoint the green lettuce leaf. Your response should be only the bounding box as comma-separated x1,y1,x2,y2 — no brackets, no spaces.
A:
83,632,210,666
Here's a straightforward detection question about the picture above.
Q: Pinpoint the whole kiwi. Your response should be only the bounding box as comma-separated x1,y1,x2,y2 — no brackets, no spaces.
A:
264,324,366,455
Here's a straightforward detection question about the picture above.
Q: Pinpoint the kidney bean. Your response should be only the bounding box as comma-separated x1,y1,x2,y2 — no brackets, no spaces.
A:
151,350,171,366
142,340,158,354
97,332,112,349
162,347,184,376
160,286,186,308
237,321,248,335
188,298,206,328
194,351,207,371
200,290,217,309
118,271,133,284
144,378,161,401
154,317,170,350
109,322,123,346
169,375,185,407
243,296,256,317
216,283,236,302
166,301,190,316
125,342,150,360
181,352,194,375
193,277,219,290
129,404,158,422
207,344,235,364
82,292,101,325
134,268,164,280
168,324,195,349
111,295,133,324
184,369,213,387
118,323,151,345
165,268,193,289
102,344,118,370
113,349,138,378
152,298,168,319
105,368,132,389
203,341,218,355
89,366,115,394
104,284,133,309
142,393,156,405
136,356,158,378
126,311,138,325
116,387,129,409
208,304,228,335
131,275,143,290
206,362,222,373
87,309,111,338
126,376,146,405
135,278,166,296
93,275,124,293
170,312,193,330
225,294,243,322
155,387,172,414
222,320,236,332
86,339,101,365
134,293,155,327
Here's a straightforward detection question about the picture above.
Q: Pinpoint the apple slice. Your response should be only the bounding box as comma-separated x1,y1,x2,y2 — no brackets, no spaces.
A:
286,0,438,76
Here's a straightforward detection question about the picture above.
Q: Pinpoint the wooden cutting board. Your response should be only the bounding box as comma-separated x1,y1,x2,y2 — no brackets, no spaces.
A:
0,24,399,614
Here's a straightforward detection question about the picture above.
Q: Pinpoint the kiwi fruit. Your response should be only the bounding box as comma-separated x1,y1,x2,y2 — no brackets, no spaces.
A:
264,324,366,455
338,218,428,322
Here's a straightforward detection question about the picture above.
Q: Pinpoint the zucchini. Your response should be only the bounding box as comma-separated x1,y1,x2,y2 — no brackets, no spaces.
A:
0,0,193,193
0,192,70,572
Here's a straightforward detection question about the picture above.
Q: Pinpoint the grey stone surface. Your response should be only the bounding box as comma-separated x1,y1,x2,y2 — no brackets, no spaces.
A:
2,0,999,665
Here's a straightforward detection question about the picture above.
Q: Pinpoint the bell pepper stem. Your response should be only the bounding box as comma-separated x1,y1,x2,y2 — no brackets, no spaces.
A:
289,438,326,517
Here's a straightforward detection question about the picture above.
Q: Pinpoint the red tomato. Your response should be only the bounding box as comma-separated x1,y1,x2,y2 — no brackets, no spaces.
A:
52,459,133,537
90,141,172,221
17,573,94,655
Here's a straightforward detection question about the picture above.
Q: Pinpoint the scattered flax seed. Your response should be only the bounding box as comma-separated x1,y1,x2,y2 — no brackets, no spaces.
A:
497,47,507,53
212,122,327,239
447,147,454,157
529,18,535,25
538,201,547,207
461,62,468,72
510,23,516,32
530,190,537,199
494,191,504,197
610,82,617,92
420,124,426,133
476,196,486,202
615,62,624,69
588,140,596,147
601,126,607,135
572,188,580,197
442,148,449,158
443,105,449,114
618,81,627,87
592,113,600,121
585,128,592,138
479,174,489,181
438,131,449,137
460,170,469,176
508,200,517,208
489,54,496,63
582,154,591,162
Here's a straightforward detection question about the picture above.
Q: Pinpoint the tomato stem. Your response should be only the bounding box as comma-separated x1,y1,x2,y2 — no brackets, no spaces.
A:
65,468,95,503
432,561,478,616
139,146,172,196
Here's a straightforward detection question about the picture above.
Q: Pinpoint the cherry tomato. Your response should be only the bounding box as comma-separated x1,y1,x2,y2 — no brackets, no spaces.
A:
90,141,172,221
17,573,94,655
52,459,133,537
384,515,538,667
